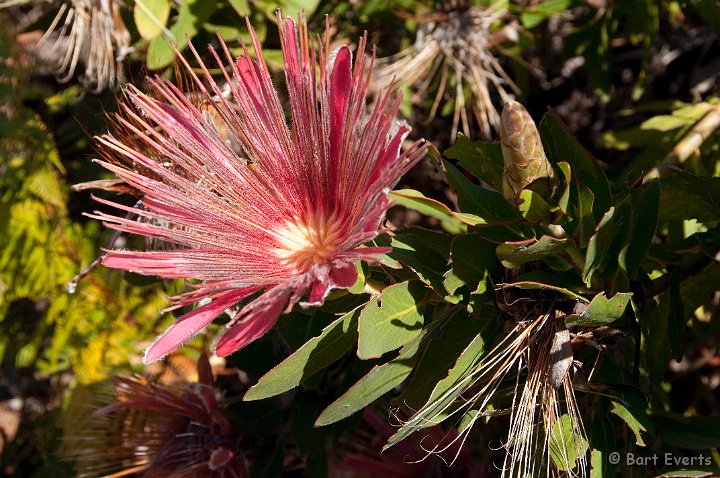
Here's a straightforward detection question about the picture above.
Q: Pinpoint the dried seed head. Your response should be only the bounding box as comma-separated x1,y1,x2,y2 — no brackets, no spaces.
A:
37,0,131,91
387,309,588,477
500,100,554,200
374,1,519,140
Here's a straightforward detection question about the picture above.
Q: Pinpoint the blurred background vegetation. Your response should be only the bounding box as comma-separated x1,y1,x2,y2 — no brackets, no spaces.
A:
0,0,719,476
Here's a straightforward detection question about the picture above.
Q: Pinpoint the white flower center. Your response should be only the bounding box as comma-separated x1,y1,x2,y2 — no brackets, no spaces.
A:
273,213,343,273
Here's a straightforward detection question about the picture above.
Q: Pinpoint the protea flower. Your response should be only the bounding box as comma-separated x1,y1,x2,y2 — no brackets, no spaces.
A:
87,14,426,362
374,0,520,141
62,355,249,477
38,0,131,91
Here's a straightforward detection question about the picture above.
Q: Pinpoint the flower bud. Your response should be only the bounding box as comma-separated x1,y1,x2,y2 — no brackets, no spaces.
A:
500,100,553,200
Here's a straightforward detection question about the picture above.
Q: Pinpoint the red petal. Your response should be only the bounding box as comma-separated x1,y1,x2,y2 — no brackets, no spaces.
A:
369,123,410,186
330,260,357,288
144,286,261,363
329,46,353,176
214,289,290,356
236,56,270,125
283,17,299,81
307,280,329,305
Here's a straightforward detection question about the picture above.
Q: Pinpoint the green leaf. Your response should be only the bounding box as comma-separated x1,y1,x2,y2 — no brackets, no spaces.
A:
384,318,501,449
640,114,693,132
134,0,171,40
659,471,715,477
444,135,505,191
658,171,720,224
588,414,618,478
357,281,426,359
554,162,573,215
443,270,466,296
394,310,490,409
245,307,362,401
548,414,589,471
539,112,611,240
496,235,571,268
442,159,521,224
590,448,604,478
389,232,453,299
643,261,720,381
450,234,503,286
519,0,571,28
281,0,321,19
565,292,632,327
228,0,250,15
619,182,660,277
500,270,590,302
583,207,619,286
576,182,598,247
610,399,650,447
315,325,430,426
146,0,214,69
651,413,720,450
389,189,486,231
691,0,720,37
517,189,552,223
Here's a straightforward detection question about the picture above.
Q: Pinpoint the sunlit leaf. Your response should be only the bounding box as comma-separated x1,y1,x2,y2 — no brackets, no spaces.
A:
565,292,632,327
134,0,171,40
549,414,589,471
245,307,363,401
315,325,431,426
357,281,426,359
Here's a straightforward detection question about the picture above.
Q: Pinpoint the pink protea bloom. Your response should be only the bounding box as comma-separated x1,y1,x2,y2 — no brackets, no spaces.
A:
88,14,426,363
92,356,248,477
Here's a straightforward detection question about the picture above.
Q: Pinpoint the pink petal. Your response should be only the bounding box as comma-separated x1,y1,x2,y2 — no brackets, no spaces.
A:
103,250,191,278
331,260,358,288
192,383,218,411
329,46,352,173
307,280,329,305
236,56,270,125
214,289,291,357
304,261,357,306
368,123,411,186
283,17,300,82
145,286,261,363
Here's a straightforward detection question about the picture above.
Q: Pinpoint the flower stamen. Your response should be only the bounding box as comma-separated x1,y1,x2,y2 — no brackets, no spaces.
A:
274,213,343,272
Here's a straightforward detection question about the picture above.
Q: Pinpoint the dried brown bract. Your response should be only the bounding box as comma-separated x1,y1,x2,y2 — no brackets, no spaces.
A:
38,0,131,92
374,0,520,140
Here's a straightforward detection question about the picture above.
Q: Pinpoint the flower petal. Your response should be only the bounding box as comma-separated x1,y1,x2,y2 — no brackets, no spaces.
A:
304,260,357,306
236,56,271,125
145,286,261,363
330,259,358,288
214,288,291,357
329,46,353,178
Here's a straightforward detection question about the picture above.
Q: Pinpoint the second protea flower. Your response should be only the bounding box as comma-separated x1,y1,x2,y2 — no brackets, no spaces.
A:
89,15,426,362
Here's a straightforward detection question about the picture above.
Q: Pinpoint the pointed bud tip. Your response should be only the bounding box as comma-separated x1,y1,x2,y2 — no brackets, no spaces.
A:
500,100,530,138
